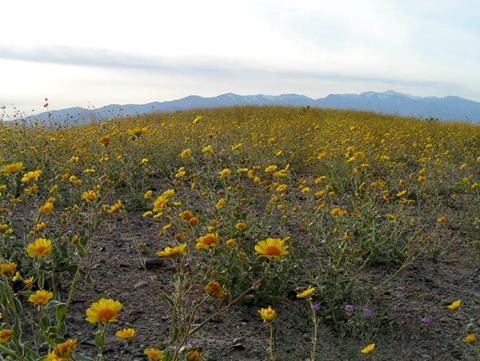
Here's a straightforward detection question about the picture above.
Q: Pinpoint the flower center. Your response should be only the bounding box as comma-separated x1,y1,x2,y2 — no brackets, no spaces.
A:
265,246,281,256
203,237,216,245
36,246,47,254
0,330,11,338
98,308,115,322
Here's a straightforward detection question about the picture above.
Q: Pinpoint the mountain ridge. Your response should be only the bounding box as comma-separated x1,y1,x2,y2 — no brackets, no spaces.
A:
20,90,480,124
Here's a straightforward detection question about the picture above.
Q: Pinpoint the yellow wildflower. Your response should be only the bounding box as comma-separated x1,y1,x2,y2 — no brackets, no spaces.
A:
106,200,122,214
153,196,168,212
47,339,77,360
156,244,187,257
331,208,348,216
1,162,23,175
127,127,148,137
437,215,447,224
258,306,277,323
81,190,98,202
464,334,476,344
447,299,461,310
196,233,219,250
215,198,225,210
21,170,41,183
99,135,112,147
235,222,247,231
179,148,192,158
226,239,236,248
254,238,289,259
115,328,136,340
144,348,164,360
296,287,316,299
186,350,203,361
39,200,55,214
265,165,278,173
26,238,52,258
0,329,13,344
360,343,376,354
0,262,16,274
28,290,53,305
218,168,231,178
201,145,213,154
205,280,227,299
144,190,153,199
85,298,123,324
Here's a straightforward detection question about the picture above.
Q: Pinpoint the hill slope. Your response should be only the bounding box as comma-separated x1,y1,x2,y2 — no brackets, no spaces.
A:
22,91,480,124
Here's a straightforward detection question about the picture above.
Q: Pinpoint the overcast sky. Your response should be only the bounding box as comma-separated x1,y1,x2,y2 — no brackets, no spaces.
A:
1,0,479,114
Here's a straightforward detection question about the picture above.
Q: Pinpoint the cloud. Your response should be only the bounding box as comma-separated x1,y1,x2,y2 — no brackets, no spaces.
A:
1,0,479,111
0,46,189,73
0,45,459,91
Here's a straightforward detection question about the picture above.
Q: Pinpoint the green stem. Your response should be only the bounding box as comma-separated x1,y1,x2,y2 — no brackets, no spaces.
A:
95,323,107,361
309,300,319,361
0,344,17,357
171,296,209,361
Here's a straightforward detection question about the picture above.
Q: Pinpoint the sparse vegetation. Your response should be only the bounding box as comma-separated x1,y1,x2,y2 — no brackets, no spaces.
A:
0,106,479,360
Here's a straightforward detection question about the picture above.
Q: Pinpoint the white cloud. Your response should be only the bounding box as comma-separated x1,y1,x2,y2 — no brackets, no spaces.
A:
0,0,478,112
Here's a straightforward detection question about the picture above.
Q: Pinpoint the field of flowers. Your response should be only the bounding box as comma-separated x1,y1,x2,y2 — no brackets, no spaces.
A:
0,106,479,361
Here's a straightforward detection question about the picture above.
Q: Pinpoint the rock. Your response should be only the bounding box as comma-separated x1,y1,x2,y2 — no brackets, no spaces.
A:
134,279,149,289
232,343,245,350
144,258,164,269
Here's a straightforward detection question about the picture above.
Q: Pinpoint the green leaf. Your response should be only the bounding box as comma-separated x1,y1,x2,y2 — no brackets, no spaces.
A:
55,304,66,322
76,242,86,257
45,300,65,311
39,314,51,331
66,265,78,276
76,356,95,361
95,334,105,348
37,270,45,289
55,304,67,337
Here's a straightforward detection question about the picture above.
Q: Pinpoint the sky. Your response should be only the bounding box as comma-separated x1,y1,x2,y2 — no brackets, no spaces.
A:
0,0,479,115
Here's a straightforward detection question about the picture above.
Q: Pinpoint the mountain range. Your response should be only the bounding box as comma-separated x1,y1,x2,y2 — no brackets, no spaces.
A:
21,90,480,124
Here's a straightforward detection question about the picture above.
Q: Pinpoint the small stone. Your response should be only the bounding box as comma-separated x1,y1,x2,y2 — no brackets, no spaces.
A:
134,280,149,289
144,258,163,269
233,343,245,350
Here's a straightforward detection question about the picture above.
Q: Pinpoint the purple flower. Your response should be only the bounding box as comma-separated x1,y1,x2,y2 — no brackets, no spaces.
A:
313,303,321,313
363,307,374,317
420,317,432,326
345,304,354,315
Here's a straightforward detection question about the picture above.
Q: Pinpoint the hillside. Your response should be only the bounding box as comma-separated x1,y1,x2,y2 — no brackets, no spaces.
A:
21,91,480,125
1,107,479,360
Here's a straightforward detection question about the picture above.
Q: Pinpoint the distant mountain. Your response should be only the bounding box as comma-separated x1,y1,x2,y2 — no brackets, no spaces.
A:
317,91,480,122
21,91,480,124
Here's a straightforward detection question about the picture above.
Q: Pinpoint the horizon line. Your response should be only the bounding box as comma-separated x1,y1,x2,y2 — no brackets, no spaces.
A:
4,89,480,117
